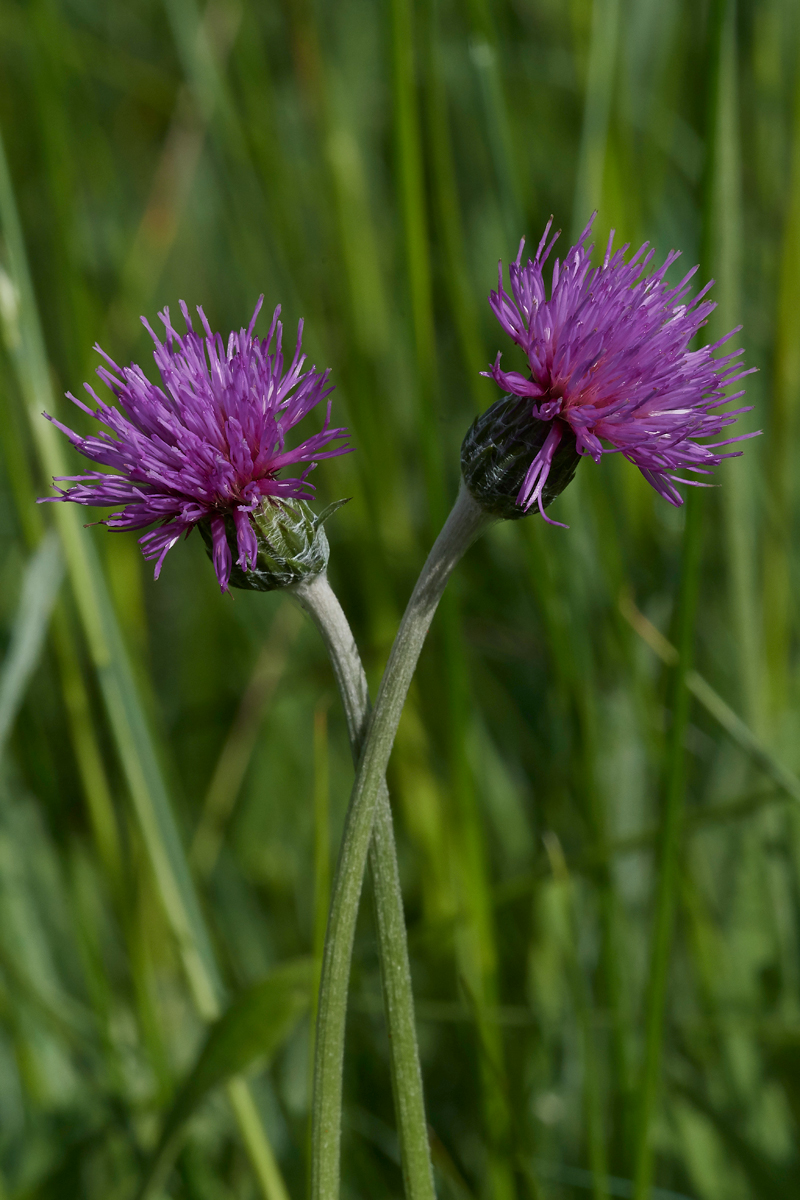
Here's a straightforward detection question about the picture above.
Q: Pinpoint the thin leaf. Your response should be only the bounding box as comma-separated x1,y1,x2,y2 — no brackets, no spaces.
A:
619,589,800,803
139,958,314,1199
0,531,63,765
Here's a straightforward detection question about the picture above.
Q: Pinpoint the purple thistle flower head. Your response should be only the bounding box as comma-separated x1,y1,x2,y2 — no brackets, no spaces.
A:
41,297,351,591
464,214,757,524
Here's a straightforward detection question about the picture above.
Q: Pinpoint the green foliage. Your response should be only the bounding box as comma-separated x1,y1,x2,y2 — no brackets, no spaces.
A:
0,0,798,1198
140,958,313,1199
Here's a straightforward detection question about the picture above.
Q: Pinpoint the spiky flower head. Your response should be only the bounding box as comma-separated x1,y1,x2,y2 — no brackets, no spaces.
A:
42,298,350,591
463,215,756,524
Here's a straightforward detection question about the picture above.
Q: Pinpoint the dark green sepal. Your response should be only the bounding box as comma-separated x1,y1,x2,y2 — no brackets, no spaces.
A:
460,393,582,520
199,497,349,592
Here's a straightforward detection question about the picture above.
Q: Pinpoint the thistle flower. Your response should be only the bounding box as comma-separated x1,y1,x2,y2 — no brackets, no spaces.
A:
463,215,756,524
42,297,350,591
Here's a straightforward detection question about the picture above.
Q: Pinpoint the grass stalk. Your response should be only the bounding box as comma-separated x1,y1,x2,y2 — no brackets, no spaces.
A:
632,488,704,1199
572,0,621,236
391,0,447,525
543,835,610,1200
764,29,800,717
421,0,491,412
703,0,760,727
462,0,524,244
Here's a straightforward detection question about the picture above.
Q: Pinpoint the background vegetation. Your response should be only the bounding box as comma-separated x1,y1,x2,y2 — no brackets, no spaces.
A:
0,0,798,1197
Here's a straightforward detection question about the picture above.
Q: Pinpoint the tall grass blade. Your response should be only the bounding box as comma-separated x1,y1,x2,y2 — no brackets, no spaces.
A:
422,0,491,412
139,958,313,1199
633,3,733,1188
632,489,704,1200
619,590,800,802
190,600,302,878
765,30,800,717
463,0,524,244
0,532,63,765
572,0,622,236
703,0,761,726
543,834,610,1200
391,0,446,525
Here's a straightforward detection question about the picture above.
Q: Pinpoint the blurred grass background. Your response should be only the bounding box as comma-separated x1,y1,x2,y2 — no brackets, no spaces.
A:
0,0,798,1197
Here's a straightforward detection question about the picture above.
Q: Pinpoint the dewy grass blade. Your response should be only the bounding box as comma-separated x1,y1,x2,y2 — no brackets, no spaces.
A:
0,532,63,765
0,123,288,1200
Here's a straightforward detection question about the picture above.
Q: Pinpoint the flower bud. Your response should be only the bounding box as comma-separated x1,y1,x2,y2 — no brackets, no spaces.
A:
199,497,348,592
460,394,581,521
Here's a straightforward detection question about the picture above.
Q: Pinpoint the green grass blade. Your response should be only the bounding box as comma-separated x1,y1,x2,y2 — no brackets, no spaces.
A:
765,31,800,717
139,958,313,1199
703,0,761,726
391,0,447,525
543,835,610,1200
462,0,524,242
634,4,736,1188
190,600,302,878
0,531,63,765
572,0,622,235
619,590,800,803
422,0,492,412
632,488,704,1200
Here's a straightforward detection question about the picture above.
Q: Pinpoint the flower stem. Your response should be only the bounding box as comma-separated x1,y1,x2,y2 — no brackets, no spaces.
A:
296,484,490,1200
291,573,433,1199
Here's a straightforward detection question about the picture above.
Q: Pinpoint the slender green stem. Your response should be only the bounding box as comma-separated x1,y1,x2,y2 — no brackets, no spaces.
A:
633,489,704,1198
292,570,436,1200
301,485,491,1200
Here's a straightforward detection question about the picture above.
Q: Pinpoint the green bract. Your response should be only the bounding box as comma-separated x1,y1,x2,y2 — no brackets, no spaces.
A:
460,393,582,521
200,497,348,592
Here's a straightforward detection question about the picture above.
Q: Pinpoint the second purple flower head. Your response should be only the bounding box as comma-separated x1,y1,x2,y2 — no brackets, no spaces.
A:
462,215,757,523
43,298,350,591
